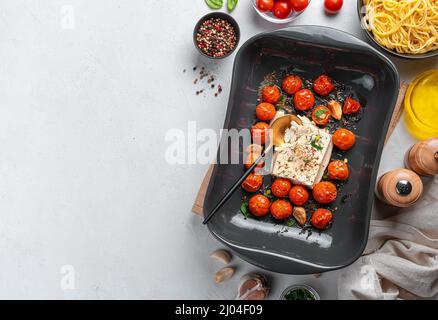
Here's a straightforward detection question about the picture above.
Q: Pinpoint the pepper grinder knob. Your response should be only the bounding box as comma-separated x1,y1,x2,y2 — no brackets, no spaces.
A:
395,180,412,195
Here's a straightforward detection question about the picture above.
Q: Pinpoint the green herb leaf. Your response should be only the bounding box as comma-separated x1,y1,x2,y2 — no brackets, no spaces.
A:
205,0,223,9
314,108,328,119
240,199,249,219
263,188,274,200
227,0,238,12
311,138,323,151
287,219,297,227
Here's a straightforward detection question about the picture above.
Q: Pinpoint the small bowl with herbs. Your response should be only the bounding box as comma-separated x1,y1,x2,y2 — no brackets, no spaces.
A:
193,12,240,59
281,284,320,300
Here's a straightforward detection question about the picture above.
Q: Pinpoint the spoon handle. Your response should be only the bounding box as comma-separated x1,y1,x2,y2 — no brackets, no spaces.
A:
203,145,272,225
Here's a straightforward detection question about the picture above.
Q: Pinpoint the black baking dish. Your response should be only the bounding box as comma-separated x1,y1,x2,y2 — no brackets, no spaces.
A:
204,26,399,274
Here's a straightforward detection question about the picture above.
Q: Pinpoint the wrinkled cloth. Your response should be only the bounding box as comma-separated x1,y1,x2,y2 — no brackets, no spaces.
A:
338,177,438,300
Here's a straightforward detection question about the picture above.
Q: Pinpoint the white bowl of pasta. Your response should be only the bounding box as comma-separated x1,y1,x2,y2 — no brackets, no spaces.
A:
358,0,438,59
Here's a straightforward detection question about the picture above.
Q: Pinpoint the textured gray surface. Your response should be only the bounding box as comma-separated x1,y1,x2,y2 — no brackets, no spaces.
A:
0,0,436,299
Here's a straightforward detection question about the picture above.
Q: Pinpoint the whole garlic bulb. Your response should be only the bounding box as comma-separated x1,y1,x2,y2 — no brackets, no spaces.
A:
236,273,269,300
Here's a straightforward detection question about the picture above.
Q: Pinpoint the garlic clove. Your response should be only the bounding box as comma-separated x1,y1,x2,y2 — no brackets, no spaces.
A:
293,206,307,227
236,273,269,300
209,249,232,265
214,267,235,284
328,100,342,120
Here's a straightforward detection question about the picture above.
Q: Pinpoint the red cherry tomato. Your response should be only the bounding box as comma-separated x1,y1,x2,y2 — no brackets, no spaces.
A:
255,102,276,121
313,75,335,96
332,128,356,151
294,89,315,111
270,199,293,220
251,122,270,145
273,0,292,19
289,185,309,206
282,75,302,95
343,97,361,115
312,181,337,204
311,106,331,126
261,86,281,104
328,160,349,181
271,178,292,198
324,0,343,14
242,173,264,193
311,208,333,230
257,0,275,12
244,152,265,170
249,194,271,217
289,0,309,12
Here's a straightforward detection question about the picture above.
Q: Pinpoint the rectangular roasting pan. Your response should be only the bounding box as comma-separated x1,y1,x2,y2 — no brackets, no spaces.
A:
204,26,400,274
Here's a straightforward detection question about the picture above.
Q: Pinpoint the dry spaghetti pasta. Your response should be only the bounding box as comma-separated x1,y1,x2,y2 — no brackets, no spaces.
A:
363,0,438,54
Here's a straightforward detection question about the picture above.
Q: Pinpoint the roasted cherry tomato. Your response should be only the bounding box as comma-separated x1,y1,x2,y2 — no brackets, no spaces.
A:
328,160,349,180
249,194,271,217
242,173,264,193
332,128,356,151
282,75,302,95
271,178,292,198
255,102,276,121
324,0,343,14
343,97,361,115
311,106,331,126
257,0,274,12
261,86,281,104
311,208,333,230
244,152,265,170
270,199,293,220
313,75,335,96
294,89,315,111
312,181,337,204
245,144,263,155
289,0,309,12
273,0,292,19
289,185,309,206
251,122,270,145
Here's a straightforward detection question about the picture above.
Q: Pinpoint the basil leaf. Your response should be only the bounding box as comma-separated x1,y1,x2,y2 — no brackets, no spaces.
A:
227,0,238,12
311,138,323,151
205,0,223,9
240,199,249,219
314,108,328,119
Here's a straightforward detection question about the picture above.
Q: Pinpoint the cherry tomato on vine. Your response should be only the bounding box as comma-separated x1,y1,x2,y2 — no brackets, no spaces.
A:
332,128,356,151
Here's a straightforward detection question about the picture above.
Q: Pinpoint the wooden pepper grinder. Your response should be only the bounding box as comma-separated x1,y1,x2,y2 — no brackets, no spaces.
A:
376,168,423,207
405,137,438,176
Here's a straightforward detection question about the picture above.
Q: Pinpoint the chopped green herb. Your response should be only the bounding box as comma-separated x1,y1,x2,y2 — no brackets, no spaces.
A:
287,219,297,227
275,95,287,110
263,188,274,200
240,199,249,219
284,288,316,300
314,108,328,119
311,137,323,151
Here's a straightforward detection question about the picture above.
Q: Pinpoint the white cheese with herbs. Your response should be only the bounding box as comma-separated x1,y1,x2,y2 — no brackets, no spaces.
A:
272,116,332,187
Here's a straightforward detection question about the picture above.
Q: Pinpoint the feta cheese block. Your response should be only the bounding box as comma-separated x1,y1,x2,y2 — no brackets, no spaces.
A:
272,116,333,188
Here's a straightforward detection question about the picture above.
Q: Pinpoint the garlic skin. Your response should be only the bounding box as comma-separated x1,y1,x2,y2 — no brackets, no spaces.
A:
214,267,235,284
209,249,232,265
236,273,269,300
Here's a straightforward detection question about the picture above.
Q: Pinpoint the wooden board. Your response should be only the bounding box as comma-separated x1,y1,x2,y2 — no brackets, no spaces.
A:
192,82,409,216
